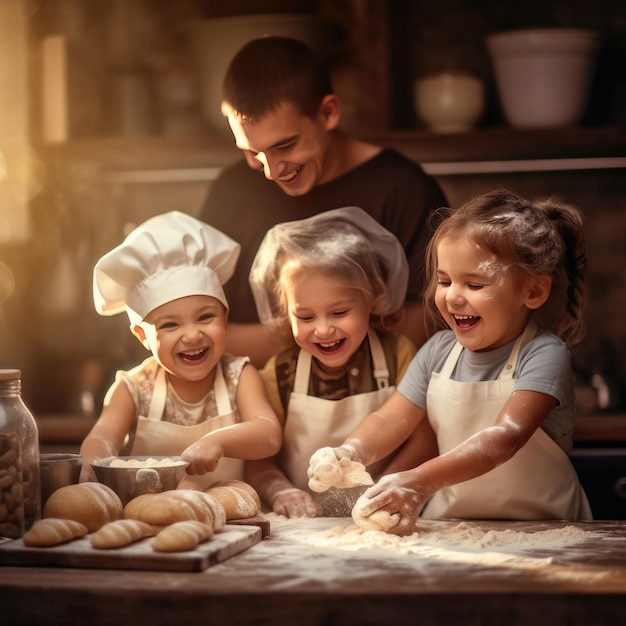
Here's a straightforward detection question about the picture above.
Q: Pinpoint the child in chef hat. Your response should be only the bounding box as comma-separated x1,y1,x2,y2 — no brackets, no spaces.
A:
245,206,438,517
79,210,281,487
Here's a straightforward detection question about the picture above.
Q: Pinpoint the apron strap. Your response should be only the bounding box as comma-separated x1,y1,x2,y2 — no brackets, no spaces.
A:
439,341,464,379
293,350,311,395
293,329,390,393
147,361,232,419
214,361,233,415
368,329,390,390
121,365,167,455
440,321,539,382
498,321,538,381
146,367,168,421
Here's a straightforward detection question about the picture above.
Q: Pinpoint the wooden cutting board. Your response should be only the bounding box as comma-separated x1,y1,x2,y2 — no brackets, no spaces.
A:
0,524,261,572
227,515,271,538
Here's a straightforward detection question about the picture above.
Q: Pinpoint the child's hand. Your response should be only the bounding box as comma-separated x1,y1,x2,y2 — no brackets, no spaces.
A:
79,461,97,483
354,471,430,536
307,446,373,493
271,488,324,518
181,439,225,475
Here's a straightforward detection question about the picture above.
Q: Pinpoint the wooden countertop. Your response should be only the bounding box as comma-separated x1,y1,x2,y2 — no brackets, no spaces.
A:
1,516,626,625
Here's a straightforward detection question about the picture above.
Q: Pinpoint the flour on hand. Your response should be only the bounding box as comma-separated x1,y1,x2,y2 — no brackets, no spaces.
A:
308,447,374,493
352,493,400,532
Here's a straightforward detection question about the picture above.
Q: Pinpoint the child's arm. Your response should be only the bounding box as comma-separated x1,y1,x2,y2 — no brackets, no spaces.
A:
359,389,557,535
78,381,138,482
377,418,439,477
245,458,323,518
338,391,427,466
181,364,282,475
371,335,438,477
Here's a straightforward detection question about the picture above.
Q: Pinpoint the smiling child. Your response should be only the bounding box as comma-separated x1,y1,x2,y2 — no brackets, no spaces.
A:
245,206,438,517
309,189,592,533
79,211,281,486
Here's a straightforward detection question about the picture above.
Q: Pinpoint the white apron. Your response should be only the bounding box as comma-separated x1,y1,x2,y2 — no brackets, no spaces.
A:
128,362,244,488
283,330,395,515
422,324,592,520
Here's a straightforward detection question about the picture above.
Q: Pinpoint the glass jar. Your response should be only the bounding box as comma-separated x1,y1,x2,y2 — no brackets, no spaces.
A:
0,369,41,538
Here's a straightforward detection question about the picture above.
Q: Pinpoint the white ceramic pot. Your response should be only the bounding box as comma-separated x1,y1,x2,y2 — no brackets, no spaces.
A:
486,28,600,129
187,14,333,134
414,73,485,133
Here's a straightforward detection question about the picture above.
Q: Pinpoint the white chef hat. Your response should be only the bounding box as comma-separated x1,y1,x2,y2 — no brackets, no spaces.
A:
93,211,240,323
249,206,409,326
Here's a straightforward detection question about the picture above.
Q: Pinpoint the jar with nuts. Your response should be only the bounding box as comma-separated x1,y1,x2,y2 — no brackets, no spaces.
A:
0,369,41,538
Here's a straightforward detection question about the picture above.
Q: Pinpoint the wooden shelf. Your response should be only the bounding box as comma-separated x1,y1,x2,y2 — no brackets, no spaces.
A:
38,125,626,176
574,414,626,444
365,125,626,163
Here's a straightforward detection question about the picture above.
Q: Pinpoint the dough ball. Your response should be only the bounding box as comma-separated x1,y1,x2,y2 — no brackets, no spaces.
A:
352,493,400,532
308,447,373,493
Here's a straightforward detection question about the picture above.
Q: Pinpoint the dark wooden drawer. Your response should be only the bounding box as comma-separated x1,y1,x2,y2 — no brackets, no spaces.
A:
570,448,626,520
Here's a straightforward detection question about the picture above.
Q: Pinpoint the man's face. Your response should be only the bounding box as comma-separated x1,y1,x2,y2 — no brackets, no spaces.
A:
223,98,339,196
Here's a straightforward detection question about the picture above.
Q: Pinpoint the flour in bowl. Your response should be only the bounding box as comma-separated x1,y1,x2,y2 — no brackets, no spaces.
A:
109,457,182,468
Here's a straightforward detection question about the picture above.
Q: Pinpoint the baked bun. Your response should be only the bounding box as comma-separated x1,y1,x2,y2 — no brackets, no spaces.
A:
23,518,88,547
123,490,225,531
151,520,213,552
206,480,261,520
43,482,124,532
91,519,156,549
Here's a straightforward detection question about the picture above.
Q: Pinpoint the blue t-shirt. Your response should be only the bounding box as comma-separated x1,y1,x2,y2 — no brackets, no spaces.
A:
397,329,575,451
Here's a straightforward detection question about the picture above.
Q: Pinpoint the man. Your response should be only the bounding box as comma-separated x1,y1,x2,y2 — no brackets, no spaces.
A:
200,36,447,368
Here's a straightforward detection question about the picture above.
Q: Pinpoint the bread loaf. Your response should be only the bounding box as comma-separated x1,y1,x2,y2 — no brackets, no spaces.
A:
206,480,261,520
124,490,225,531
23,518,88,547
43,482,124,532
90,519,156,549
151,520,213,552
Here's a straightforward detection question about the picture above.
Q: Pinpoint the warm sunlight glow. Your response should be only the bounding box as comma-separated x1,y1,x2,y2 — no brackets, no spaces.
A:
0,143,45,242
0,261,15,304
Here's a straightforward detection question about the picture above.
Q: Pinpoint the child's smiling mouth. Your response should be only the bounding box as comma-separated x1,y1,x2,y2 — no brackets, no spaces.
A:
453,314,480,330
317,338,345,353
179,347,208,362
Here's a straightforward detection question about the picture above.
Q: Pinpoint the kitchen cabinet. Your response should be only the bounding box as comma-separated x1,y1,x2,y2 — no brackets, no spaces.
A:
571,448,626,520
26,0,626,137
359,0,626,132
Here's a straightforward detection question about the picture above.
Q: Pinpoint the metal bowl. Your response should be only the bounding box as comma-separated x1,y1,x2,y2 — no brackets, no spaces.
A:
40,453,84,506
90,456,189,505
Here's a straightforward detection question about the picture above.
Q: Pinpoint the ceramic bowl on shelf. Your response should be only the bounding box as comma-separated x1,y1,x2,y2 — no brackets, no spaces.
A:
486,28,600,129
413,73,485,133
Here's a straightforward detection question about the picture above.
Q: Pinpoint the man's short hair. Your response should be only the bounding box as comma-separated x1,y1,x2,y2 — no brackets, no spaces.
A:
222,36,333,120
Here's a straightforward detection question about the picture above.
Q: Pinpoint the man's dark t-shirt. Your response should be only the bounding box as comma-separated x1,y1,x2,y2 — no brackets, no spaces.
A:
200,149,447,323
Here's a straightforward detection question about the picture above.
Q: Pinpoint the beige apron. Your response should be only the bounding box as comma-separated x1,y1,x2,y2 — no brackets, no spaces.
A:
422,323,592,520
283,330,395,515
129,362,244,487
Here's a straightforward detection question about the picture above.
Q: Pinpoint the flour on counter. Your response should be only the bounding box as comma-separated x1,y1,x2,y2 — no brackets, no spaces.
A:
246,516,613,588
303,519,608,561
